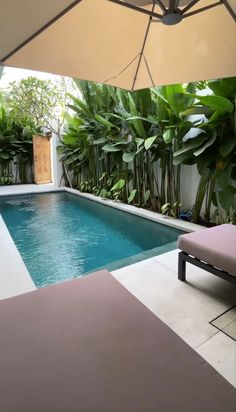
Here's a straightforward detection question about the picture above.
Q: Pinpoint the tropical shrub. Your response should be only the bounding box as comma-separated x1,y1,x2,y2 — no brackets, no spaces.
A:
7,76,72,135
0,80,36,184
0,91,38,184
0,75,72,185
60,80,196,211
173,77,236,224
59,77,236,225
0,96,15,179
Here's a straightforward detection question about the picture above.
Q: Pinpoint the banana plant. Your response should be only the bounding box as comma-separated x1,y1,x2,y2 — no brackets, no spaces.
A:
150,83,197,211
60,77,236,225
173,77,236,224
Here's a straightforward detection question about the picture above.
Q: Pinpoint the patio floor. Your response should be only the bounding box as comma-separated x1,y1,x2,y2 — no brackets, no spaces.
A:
112,251,236,387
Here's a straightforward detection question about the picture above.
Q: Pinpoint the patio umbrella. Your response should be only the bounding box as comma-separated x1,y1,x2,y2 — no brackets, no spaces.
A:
0,0,235,90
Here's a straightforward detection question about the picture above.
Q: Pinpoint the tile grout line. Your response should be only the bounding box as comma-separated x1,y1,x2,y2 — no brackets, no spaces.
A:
210,304,236,324
152,258,178,275
212,316,236,331
194,329,220,350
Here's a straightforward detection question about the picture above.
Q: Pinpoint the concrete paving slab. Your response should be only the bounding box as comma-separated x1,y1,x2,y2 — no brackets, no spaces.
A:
196,331,236,387
212,306,236,330
112,253,236,387
155,249,236,305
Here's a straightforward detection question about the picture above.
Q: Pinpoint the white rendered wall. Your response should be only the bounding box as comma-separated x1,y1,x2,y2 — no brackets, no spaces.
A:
180,165,200,209
51,132,63,187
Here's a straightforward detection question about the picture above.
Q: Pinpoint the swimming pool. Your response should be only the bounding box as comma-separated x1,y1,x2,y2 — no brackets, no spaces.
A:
0,192,184,287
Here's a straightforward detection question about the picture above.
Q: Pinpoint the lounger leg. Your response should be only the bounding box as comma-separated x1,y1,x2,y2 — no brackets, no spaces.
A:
178,252,186,281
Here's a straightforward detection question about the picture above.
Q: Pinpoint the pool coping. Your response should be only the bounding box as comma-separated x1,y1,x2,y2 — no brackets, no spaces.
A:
63,187,204,233
0,184,203,299
0,183,60,197
0,216,36,300
83,241,178,274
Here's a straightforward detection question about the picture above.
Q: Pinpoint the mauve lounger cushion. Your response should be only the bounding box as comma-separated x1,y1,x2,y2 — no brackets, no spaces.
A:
178,224,236,276
0,270,235,411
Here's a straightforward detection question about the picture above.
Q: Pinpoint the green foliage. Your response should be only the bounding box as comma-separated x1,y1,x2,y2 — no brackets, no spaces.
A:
128,189,137,204
0,75,71,184
7,76,72,134
0,87,41,184
1,72,235,224
161,202,181,219
0,94,33,183
111,179,126,191
59,77,236,224
173,77,236,224
0,175,13,185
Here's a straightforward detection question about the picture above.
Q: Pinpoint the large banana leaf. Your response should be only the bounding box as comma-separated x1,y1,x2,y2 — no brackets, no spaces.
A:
208,78,236,100
128,93,146,138
190,94,234,114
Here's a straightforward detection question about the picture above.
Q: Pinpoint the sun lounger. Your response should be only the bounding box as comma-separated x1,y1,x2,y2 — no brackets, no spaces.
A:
0,270,235,411
178,224,236,284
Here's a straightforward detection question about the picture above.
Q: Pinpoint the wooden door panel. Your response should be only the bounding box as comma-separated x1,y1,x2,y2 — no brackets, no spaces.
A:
33,135,52,184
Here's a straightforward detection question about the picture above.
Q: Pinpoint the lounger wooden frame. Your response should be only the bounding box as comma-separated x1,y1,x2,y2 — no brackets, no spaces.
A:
178,251,236,285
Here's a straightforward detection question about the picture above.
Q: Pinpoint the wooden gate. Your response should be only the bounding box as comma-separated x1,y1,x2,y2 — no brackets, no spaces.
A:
33,135,52,184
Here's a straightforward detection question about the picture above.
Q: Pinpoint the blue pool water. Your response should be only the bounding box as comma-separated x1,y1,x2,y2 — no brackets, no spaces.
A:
0,192,183,287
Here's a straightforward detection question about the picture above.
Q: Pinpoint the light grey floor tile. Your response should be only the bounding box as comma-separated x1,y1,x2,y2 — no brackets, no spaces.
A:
112,253,236,386
154,249,236,305
223,320,236,340
212,306,236,330
196,332,236,387
112,259,229,348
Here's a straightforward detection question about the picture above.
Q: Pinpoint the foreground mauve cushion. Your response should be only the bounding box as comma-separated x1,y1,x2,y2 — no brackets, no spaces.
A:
0,270,235,411
178,224,236,276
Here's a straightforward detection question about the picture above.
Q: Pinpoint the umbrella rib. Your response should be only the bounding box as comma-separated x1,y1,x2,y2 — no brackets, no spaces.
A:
143,55,155,88
107,0,162,19
221,0,236,21
132,3,156,90
182,2,222,18
103,53,141,83
180,0,201,14
153,0,167,13
1,0,82,63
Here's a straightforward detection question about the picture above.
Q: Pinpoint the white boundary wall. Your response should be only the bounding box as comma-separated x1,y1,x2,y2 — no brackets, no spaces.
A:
180,164,201,209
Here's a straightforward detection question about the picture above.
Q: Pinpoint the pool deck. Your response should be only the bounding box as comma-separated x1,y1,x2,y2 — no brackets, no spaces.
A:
0,184,235,387
0,216,36,299
0,183,59,196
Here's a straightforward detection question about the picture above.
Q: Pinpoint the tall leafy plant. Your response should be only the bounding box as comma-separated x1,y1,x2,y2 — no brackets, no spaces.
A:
0,96,15,180
60,77,235,224
151,83,196,210
0,92,38,184
173,77,236,224
60,81,196,212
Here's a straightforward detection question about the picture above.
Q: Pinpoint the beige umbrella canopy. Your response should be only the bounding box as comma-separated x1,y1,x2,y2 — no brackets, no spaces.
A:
0,0,235,90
